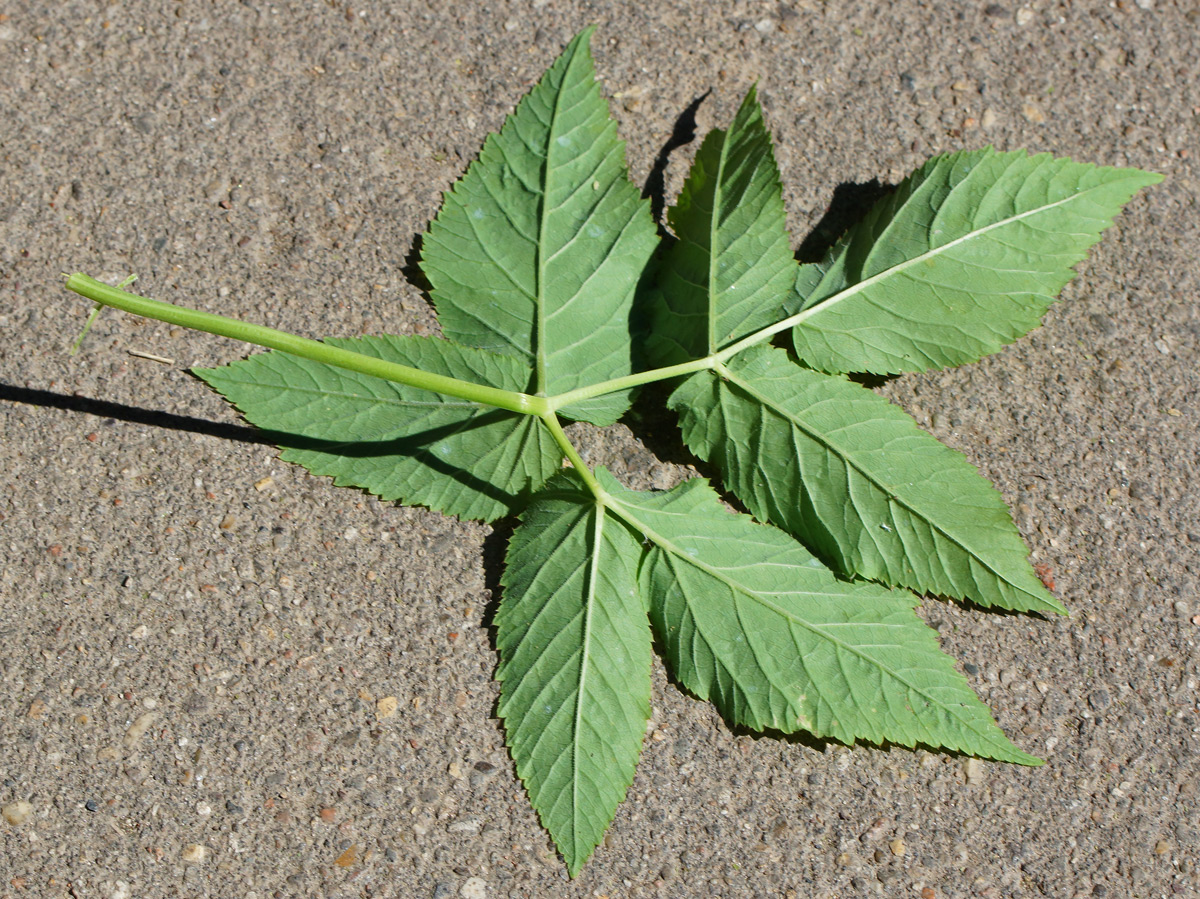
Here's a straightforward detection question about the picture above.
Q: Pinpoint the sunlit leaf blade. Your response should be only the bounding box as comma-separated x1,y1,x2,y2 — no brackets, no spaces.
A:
497,472,651,876
194,336,560,522
790,148,1162,374
670,345,1064,614
649,86,796,365
421,27,659,426
597,470,1038,764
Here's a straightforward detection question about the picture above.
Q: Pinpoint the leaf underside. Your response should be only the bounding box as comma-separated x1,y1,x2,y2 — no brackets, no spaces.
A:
497,472,652,876
650,86,796,364
670,344,1064,614
182,27,1165,878
790,147,1163,374
598,470,1038,765
195,335,561,522
421,27,659,426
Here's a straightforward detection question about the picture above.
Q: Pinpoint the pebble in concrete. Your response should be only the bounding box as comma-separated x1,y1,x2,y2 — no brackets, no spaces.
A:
2,800,33,826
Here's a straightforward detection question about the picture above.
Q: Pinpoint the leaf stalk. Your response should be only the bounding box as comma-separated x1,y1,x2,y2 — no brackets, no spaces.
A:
546,356,717,411
65,274,549,416
538,413,605,497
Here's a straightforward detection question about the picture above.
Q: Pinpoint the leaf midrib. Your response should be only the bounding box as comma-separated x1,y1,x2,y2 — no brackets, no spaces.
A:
780,179,1112,342
535,43,575,397
217,379,481,410
715,361,1057,612
570,501,604,864
707,125,732,355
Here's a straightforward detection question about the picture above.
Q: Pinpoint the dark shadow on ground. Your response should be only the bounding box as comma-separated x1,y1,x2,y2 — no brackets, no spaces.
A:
0,382,532,512
642,89,710,234
401,231,434,297
0,382,276,446
785,178,900,389
793,178,893,263
479,517,515,637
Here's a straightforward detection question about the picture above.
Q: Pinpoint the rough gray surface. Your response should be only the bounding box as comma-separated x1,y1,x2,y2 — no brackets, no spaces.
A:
1,2,1197,897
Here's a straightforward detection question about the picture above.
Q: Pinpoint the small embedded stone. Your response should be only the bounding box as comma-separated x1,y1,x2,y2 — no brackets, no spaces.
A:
181,843,208,864
964,757,987,785
2,800,33,826
377,696,399,719
124,712,157,748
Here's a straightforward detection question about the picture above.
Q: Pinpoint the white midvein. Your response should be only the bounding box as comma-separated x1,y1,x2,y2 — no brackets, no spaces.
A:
727,180,1112,355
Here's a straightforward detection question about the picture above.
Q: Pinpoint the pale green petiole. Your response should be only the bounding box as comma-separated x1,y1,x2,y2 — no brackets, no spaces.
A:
65,273,548,416
538,413,604,497
545,319,809,411
546,355,716,411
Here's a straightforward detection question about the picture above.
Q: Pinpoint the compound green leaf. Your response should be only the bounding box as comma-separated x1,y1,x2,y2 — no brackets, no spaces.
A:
194,335,560,522
421,27,659,425
670,345,1064,614
650,87,796,364
497,472,651,876
790,148,1161,374
597,470,1037,764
